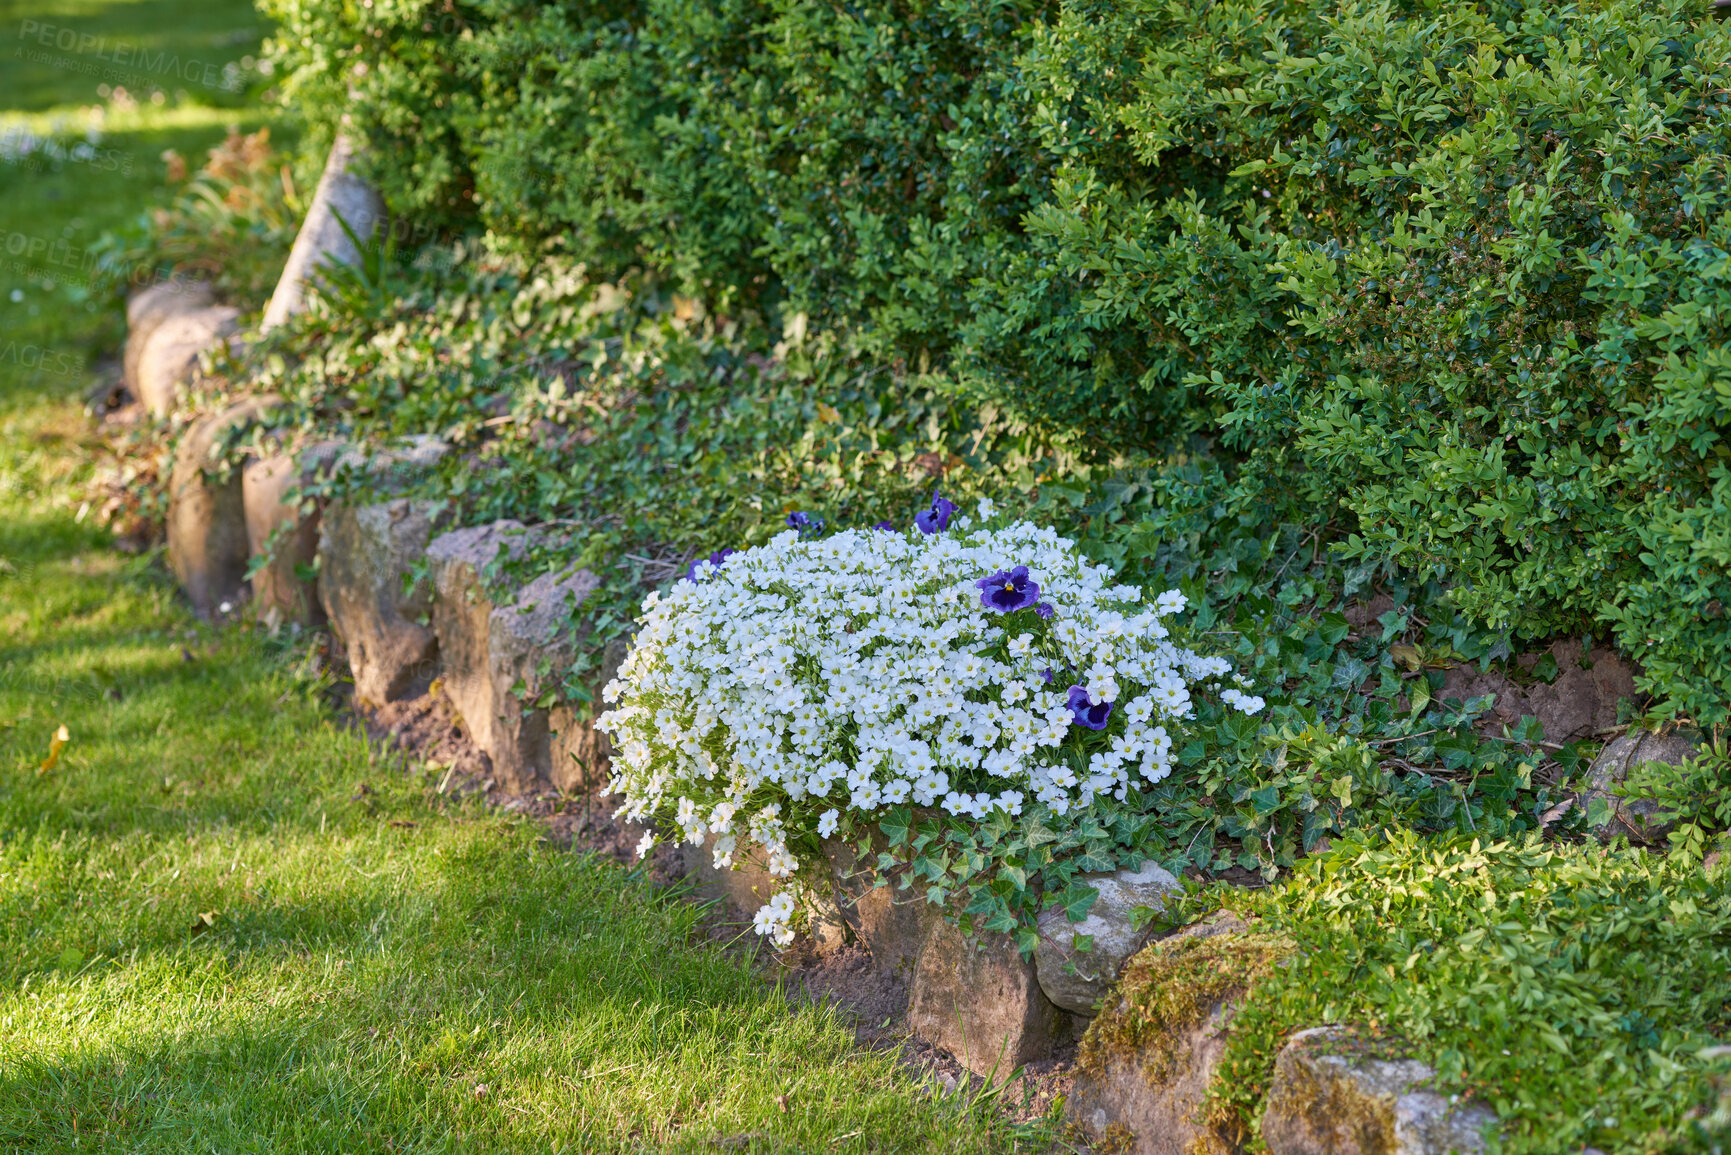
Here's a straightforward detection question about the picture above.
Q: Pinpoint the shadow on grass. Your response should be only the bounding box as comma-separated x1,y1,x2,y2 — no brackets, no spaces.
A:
0,838,970,1155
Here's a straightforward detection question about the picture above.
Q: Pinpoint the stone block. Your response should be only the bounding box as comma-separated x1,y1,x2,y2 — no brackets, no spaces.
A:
124,279,212,395
428,520,600,793
318,498,449,707
1583,726,1706,843
241,442,340,626
824,835,943,977
909,915,1074,1078
136,305,242,418
1260,1026,1498,1155
1067,912,1271,1155
549,634,630,794
262,132,387,332
166,394,280,619
1035,860,1183,1015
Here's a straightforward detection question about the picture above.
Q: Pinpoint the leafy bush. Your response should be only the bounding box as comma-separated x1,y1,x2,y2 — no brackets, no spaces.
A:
91,125,302,304
1618,736,1731,864
258,0,1731,722
1210,832,1731,1152
219,246,1617,896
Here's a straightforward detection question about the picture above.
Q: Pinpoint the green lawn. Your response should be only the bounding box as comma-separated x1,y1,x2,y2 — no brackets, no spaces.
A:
0,466,1024,1151
0,3,1030,1152
0,0,278,404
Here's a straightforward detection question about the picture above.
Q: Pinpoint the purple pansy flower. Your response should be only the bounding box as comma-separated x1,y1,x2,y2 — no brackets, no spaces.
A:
871,520,896,532
1066,684,1112,730
975,565,1042,613
685,548,736,583
1035,601,1055,620
913,490,957,535
786,510,825,539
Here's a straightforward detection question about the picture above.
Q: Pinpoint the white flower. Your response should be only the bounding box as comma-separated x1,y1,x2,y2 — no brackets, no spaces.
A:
1221,688,1267,715
635,830,656,860
598,521,1251,900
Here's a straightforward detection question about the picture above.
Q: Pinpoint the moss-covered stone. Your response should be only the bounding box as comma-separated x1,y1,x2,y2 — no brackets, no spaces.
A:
1067,912,1292,1155
1260,1026,1498,1154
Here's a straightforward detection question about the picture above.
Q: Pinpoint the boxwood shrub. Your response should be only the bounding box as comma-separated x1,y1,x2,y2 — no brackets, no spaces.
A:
258,0,1731,722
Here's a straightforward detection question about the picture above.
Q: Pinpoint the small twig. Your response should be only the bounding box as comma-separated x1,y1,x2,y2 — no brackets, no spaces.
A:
1367,730,1437,746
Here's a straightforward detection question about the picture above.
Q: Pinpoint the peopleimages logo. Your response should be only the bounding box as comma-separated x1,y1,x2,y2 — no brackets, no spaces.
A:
15,20,247,92
0,342,84,377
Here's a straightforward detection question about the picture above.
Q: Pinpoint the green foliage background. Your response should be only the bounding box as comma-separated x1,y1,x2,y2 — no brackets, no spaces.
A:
256,0,1731,724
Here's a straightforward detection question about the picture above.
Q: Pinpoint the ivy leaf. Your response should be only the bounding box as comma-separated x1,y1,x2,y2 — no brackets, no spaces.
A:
1302,810,1333,852
1054,882,1100,923
879,807,912,848
1021,813,1060,848
1319,611,1350,645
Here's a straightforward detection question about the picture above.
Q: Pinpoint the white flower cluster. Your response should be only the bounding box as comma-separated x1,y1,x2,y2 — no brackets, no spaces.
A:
597,513,1264,946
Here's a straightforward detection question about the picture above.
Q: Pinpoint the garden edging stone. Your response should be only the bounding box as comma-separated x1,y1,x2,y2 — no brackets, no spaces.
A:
124,279,213,398
319,491,450,707
1582,726,1706,843
136,304,243,418
167,393,280,619
1065,911,1257,1155
262,132,387,332
1034,860,1183,1015
242,440,341,627
1260,1026,1499,1155
908,915,1077,1079
428,520,602,793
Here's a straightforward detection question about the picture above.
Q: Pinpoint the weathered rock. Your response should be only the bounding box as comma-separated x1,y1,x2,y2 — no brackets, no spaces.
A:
136,305,243,418
262,132,387,332
548,633,630,794
331,434,449,487
1035,861,1183,1015
241,442,341,626
319,497,449,707
1439,639,1637,743
909,915,1076,1078
428,521,601,793
1582,726,1706,843
1260,1026,1498,1155
1067,912,1275,1155
823,835,944,974
166,394,280,619
124,279,213,395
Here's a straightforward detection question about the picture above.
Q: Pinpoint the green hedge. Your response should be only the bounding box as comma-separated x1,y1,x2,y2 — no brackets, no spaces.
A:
259,0,1731,723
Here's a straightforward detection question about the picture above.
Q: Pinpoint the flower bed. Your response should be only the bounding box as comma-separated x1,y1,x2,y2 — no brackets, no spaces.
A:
599,502,1263,945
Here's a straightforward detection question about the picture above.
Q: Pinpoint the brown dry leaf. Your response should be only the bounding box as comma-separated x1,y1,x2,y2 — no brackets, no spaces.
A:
37,725,69,774
815,402,840,424
1389,643,1424,672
